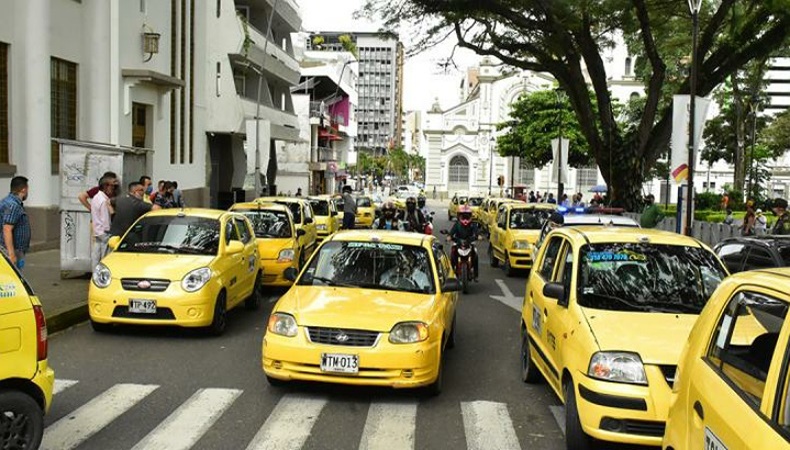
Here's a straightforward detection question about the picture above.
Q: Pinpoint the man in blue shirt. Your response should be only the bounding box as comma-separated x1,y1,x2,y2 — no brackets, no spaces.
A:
0,176,31,269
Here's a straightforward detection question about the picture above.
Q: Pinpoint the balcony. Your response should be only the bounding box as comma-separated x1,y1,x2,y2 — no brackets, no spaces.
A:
236,17,300,85
241,97,300,142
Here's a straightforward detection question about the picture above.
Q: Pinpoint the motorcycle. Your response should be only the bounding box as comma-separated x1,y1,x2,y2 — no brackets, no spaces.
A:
440,230,474,294
424,211,435,235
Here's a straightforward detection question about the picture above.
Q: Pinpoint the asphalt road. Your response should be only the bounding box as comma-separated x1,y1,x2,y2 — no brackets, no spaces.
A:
43,208,652,450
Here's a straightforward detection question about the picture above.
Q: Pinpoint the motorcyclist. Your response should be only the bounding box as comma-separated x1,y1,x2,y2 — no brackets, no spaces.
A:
417,195,430,217
373,201,405,230
448,205,481,281
401,196,427,233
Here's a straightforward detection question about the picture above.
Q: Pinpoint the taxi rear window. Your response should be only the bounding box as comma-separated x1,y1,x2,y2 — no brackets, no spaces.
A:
309,200,330,216
578,243,727,314
468,197,484,206
235,210,292,238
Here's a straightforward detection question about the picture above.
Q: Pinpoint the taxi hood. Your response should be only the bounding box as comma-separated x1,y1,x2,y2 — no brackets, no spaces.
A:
256,238,294,260
101,252,216,281
582,308,699,365
280,286,435,332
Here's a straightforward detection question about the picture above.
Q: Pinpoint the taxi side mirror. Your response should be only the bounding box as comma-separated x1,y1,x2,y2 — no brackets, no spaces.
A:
226,240,244,255
442,278,462,292
543,282,568,307
284,267,299,282
297,229,306,237
108,236,121,251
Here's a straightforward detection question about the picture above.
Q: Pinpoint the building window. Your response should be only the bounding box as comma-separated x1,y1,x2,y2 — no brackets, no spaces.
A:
576,166,598,188
625,56,632,76
51,57,78,172
0,42,8,164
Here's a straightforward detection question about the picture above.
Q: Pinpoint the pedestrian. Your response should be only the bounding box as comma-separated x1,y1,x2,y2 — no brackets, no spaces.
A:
140,176,153,204
560,194,571,207
90,175,116,269
78,171,120,211
740,202,755,236
341,185,357,230
723,208,735,226
771,198,790,235
110,181,160,237
432,185,437,200
720,193,730,211
755,208,768,236
149,179,165,203
0,176,31,269
154,181,177,209
528,191,536,203
172,181,184,207
640,194,664,228
295,188,303,197
547,193,556,204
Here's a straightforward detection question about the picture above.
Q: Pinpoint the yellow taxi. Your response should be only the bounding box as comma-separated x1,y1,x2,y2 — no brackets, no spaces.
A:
489,203,557,275
663,269,790,450
484,197,523,232
262,230,461,395
306,195,340,242
467,194,485,222
229,202,304,287
89,208,261,335
520,227,728,448
0,250,54,449
354,195,376,228
256,197,318,264
448,191,469,221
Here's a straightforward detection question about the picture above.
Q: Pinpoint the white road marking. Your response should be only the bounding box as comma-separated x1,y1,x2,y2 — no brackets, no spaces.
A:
549,405,566,435
245,394,327,450
41,383,158,450
53,379,78,395
131,388,242,450
359,401,418,450
461,401,521,450
490,279,523,312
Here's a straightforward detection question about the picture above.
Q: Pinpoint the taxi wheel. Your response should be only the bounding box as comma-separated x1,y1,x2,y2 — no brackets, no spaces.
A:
208,292,227,336
503,253,515,277
520,329,541,383
0,390,44,450
564,380,594,450
447,313,457,349
489,244,499,268
245,272,262,311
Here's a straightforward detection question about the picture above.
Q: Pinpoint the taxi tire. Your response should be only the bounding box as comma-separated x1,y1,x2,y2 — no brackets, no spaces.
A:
489,244,499,268
520,329,541,383
447,313,457,349
0,390,44,450
245,272,262,311
504,253,515,277
208,292,227,336
90,319,112,333
564,380,594,450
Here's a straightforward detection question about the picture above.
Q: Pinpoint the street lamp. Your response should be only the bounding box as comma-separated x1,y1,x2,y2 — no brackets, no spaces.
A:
488,136,496,195
746,94,761,198
685,0,703,236
555,88,566,201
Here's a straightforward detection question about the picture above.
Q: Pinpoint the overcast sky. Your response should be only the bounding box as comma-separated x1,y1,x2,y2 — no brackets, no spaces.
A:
298,0,480,112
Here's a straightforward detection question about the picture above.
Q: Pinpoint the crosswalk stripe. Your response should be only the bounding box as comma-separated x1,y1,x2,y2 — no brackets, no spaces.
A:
131,388,242,450
461,401,521,450
41,383,158,450
359,401,418,450
245,394,327,450
53,379,78,395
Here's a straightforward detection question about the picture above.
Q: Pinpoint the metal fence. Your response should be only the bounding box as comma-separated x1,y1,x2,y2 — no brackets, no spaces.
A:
624,213,740,247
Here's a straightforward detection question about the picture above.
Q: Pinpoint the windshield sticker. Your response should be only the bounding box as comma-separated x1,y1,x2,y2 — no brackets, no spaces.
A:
347,242,404,251
587,250,647,262
0,282,17,298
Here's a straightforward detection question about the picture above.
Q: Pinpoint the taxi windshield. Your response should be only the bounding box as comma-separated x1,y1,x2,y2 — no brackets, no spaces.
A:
356,197,372,207
276,202,301,223
468,197,484,206
510,209,550,230
235,210,291,238
117,216,221,256
298,241,436,294
578,243,727,314
309,200,330,216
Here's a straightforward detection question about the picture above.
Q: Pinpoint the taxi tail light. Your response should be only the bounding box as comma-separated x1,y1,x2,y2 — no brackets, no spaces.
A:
34,305,48,361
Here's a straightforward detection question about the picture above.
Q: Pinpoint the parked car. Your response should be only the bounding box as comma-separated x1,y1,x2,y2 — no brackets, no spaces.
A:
663,268,790,450
0,249,54,449
713,236,790,273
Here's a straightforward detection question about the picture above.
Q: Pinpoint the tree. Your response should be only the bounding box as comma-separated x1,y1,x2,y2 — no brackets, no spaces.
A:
764,109,790,156
360,0,790,210
338,34,359,58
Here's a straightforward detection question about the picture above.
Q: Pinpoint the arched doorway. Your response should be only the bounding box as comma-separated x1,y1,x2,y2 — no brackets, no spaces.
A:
448,155,470,192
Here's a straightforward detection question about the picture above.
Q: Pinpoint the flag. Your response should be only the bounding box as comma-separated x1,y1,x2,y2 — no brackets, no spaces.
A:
550,138,569,184
670,95,711,185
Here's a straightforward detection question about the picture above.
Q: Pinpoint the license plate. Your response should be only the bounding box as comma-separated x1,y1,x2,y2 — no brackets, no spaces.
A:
129,299,157,314
320,353,359,374
704,427,728,450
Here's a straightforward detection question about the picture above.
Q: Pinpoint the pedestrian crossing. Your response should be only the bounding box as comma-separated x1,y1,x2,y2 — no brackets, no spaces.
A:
44,379,554,450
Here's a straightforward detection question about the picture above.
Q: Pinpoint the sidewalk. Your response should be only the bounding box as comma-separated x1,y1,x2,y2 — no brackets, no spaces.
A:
23,249,90,333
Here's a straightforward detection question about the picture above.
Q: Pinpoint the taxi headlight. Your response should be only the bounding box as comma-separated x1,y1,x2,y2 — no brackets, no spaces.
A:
588,351,647,385
277,249,295,263
92,263,112,288
181,267,211,292
316,224,327,231
389,322,429,344
268,313,297,337
512,240,531,250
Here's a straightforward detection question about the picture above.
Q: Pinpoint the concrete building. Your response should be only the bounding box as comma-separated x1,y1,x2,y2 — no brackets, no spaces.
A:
306,32,403,155
402,110,422,156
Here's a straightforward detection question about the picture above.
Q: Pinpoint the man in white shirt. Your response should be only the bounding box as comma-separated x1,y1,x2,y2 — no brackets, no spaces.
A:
90,175,116,270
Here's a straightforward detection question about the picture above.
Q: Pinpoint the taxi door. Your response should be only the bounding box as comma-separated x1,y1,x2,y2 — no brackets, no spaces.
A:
301,202,317,254
233,216,258,301
220,218,244,305
492,206,508,262
0,258,36,381
525,235,565,391
682,288,790,450
543,240,576,386
433,244,458,341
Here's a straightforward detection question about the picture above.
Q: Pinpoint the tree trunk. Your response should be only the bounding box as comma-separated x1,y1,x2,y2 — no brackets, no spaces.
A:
601,144,644,212
732,76,746,194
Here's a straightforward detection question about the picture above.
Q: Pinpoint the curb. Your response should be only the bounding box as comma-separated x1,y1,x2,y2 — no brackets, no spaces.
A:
46,302,88,334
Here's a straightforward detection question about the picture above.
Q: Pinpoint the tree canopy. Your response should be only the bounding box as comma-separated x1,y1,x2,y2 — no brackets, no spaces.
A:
361,0,790,210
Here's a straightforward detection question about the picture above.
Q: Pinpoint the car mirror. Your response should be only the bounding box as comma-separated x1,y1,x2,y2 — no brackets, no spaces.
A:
107,236,121,251
304,217,314,224
284,267,299,282
442,278,462,292
543,282,568,307
297,229,306,237
226,240,244,255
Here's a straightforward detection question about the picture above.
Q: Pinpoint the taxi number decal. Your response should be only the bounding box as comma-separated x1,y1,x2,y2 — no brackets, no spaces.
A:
347,242,404,251
0,282,17,298
547,331,557,351
704,427,728,450
532,304,542,334
587,250,647,262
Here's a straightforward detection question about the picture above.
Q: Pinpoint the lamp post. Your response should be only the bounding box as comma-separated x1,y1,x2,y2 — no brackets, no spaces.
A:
488,136,496,195
746,94,761,199
685,0,703,236
555,88,566,202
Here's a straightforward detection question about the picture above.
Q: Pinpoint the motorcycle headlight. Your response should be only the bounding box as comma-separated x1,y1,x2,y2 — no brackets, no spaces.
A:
588,352,647,385
267,313,298,337
278,249,295,263
513,240,531,250
92,263,112,288
181,267,211,292
389,322,429,344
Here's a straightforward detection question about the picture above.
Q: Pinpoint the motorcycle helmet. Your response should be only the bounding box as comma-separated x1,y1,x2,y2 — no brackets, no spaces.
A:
458,205,473,226
417,195,426,208
382,201,397,219
406,196,417,212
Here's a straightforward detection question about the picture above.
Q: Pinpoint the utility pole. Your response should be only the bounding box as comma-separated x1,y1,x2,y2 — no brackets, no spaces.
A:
685,0,702,236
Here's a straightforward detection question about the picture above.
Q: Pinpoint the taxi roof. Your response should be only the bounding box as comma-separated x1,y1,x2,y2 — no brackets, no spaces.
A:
557,226,704,246
562,214,638,227
507,203,558,211
144,208,229,220
307,195,332,201
327,230,434,247
733,267,790,283
256,196,308,205
230,202,290,213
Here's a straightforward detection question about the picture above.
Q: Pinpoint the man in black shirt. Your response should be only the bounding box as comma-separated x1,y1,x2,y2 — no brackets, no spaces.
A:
110,182,160,237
